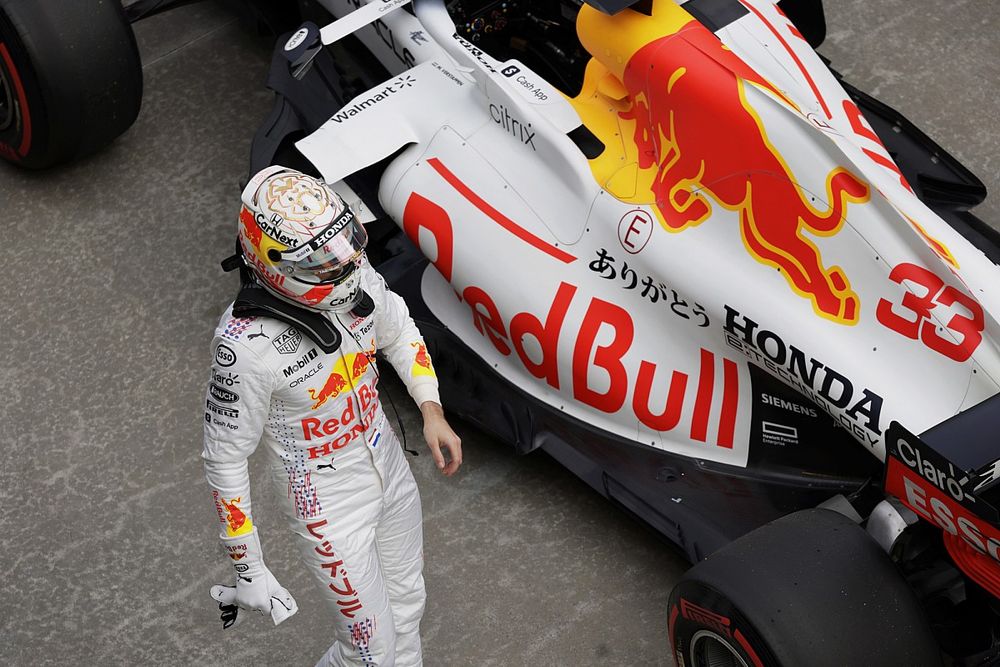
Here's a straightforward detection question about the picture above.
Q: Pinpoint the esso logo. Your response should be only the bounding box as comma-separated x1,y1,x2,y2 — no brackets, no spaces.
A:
285,28,309,52
215,344,237,368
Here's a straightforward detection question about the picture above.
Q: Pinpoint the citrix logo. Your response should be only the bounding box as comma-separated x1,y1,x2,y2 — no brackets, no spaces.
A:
489,103,536,151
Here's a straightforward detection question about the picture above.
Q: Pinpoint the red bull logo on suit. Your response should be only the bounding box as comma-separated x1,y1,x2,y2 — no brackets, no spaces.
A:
218,496,252,537
308,349,376,409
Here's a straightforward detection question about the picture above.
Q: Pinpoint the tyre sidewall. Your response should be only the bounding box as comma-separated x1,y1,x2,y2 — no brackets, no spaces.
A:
0,0,142,169
0,6,48,166
667,509,941,667
670,580,774,667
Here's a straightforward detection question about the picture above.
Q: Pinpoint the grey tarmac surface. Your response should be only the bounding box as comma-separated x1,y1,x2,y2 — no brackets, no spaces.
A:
0,1,997,665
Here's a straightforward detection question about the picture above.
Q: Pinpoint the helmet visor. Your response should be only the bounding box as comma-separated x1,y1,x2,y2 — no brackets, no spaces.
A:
301,251,365,285
268,205,368,283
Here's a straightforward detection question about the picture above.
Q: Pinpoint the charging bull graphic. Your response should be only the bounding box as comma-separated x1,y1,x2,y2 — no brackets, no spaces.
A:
309,349,376,409
310,372,349,409
352,350,372,380
220,496,250,536
577,2,870,324
410,341,435,378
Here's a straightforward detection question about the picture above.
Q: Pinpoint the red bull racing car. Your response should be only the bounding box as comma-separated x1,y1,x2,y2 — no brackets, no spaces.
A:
6,0,1000,663
244,2,1000,664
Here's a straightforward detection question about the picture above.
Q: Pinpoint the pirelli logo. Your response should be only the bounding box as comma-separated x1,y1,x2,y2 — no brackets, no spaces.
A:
207,400,239,419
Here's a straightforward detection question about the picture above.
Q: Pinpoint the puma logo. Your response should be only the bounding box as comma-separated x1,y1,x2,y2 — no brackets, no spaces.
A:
248,325,269,341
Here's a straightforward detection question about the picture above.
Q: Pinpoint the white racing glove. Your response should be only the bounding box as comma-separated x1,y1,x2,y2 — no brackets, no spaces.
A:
209,526,298,629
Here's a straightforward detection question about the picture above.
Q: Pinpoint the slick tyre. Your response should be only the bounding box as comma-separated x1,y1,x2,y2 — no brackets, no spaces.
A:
668,509,941,667
0,0,142,169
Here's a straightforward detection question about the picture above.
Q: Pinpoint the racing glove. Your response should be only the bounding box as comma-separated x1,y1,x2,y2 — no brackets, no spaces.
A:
209,526,298,629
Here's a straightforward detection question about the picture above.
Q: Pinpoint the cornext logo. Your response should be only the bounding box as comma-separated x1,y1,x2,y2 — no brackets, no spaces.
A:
254,212,298,247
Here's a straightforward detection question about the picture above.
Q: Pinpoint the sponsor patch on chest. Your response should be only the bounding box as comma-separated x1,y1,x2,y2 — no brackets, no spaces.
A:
273,327,303,355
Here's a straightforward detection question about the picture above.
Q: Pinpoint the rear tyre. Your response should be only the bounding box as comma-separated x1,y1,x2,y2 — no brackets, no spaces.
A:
668,508,941,667
0,0,142,169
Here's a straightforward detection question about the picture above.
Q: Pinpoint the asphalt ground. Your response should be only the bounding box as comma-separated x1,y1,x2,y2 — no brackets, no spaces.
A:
0,1,997,665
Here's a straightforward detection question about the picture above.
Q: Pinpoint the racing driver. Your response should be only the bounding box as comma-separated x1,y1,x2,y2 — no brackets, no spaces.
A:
202,165,462,666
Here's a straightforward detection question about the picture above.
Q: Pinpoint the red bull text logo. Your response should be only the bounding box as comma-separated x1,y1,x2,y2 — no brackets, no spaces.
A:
300,387,381,459
461,280,740,448
576,3,870,324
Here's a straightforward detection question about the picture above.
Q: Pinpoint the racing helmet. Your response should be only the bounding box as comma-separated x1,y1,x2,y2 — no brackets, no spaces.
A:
238,165,368,312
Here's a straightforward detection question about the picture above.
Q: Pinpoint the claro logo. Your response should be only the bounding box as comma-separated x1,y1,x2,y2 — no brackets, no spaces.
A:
887,431,1000,566
896,438,970,505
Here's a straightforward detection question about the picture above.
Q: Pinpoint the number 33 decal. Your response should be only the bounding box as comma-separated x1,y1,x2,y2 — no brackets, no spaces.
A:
876,263,984,362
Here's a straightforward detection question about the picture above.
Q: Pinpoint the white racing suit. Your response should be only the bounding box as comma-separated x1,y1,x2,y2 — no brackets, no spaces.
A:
202,266,439,666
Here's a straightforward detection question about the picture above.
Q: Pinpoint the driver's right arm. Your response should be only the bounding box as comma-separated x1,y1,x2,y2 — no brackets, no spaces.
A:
202,337,272,538
201,336,296,625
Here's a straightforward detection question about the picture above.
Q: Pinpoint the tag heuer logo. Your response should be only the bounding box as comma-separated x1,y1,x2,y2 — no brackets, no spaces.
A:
273,327,302,355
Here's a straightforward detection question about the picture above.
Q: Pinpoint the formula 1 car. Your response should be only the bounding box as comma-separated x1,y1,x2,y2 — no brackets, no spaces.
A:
8,0,998,663
241,1,1000,664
